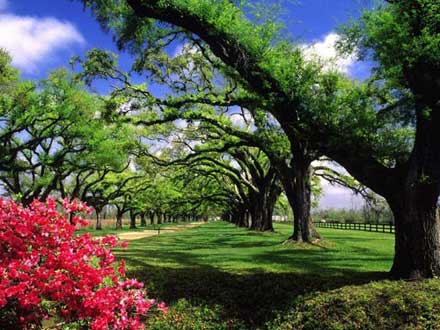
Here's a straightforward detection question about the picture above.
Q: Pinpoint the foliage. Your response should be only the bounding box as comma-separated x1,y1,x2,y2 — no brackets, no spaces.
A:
268,279,440,330
0,50,19,89
313,208,365,224
147,299,246,330
0,198,165,330
338,0,440,90
0,66,133,205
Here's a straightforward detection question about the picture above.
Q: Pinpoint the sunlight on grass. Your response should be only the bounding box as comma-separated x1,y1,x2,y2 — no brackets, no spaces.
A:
116,222,394,275
111,221,395,327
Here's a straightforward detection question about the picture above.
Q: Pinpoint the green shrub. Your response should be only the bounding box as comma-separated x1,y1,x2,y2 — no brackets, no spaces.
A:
147,299,246,330
268,279,440,330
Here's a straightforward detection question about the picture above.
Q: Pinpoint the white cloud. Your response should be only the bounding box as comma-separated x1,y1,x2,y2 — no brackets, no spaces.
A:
230,108,254,129
302,32,356,74
174,119,188,129
318,184,364,210
312,160,365,209
173,42,199,58
0,13,85,73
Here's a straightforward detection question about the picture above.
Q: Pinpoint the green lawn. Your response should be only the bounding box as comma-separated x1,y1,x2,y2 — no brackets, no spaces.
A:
112,221,395,328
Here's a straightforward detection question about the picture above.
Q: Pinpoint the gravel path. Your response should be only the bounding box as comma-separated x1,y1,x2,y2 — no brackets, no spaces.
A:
116,222,205,241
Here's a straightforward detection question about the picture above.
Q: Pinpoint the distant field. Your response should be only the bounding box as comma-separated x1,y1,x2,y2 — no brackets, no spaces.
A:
110,221,395,328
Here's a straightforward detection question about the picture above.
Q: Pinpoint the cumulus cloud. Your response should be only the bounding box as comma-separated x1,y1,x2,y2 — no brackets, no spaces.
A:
231,109,253,128
302,32,356,74
0,12,85,73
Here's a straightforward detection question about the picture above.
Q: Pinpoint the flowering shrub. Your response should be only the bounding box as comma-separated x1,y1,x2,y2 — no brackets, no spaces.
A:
0,198,166,330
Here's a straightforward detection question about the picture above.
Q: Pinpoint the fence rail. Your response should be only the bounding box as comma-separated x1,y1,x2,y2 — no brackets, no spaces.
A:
314,221,395,234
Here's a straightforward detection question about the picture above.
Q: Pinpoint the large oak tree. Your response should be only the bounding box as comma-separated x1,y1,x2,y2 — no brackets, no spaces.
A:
80,0,439,278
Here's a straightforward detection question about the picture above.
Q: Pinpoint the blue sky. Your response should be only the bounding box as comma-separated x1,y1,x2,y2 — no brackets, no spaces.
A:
1,0,373,79
0,0,372,209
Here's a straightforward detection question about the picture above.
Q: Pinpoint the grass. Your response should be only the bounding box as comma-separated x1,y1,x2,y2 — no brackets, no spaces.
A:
108,221,395,329
117,222,393,274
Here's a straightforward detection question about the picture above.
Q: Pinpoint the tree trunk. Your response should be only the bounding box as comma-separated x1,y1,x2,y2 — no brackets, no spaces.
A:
233,206,248,228
388,190,440,279
157,211,163,224
292,163,312,241
247,168,280,232
140,213,146,226
115,212,123,230
387,102,440,278
281,160,321,242
129,210,137,229
249,194,265,231
265,182,282,230
149,211,155,225
249,198,274,231
95,209,102,230
245,211,251,228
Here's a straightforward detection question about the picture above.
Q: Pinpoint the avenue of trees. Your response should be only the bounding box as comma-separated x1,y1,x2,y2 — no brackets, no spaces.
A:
73,0,439,280
1,0,439,280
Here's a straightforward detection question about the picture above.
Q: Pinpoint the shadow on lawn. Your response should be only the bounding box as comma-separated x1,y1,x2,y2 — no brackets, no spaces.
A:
115,223,392,328
124,257,388,328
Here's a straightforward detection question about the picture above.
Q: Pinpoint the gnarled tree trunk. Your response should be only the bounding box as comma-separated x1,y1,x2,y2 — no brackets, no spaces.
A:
280,158,320,243
95,207,103,230
387,102,440,279
249,184,280,232
140,212,146,226
115,210,123,230
129,210,137,229
157,211,163,224
149,211,155,225
389,192,440,279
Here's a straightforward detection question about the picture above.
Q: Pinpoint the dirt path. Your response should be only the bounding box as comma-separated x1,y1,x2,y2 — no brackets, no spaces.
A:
116,222,205,241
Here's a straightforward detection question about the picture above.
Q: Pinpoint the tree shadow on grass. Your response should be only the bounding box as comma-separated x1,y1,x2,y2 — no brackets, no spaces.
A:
123,256,389,329
117,222,393,328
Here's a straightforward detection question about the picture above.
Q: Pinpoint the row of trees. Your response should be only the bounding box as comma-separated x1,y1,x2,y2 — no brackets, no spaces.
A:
1,44,330,233
0,50,230,229
2,0,438,279
1,47,306,232
76,0,440,279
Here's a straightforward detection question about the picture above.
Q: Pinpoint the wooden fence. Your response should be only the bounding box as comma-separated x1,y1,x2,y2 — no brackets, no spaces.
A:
314,221,395,234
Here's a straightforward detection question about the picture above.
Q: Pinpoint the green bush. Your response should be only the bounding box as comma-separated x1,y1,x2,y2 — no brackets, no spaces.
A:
268,279,440,330
147,299,246,330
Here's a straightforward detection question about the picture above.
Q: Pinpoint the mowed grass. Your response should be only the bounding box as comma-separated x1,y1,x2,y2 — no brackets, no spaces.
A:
112,221,394,328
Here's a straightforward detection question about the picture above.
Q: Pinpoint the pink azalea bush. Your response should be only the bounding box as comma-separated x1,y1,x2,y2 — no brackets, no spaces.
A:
0,198,166,330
